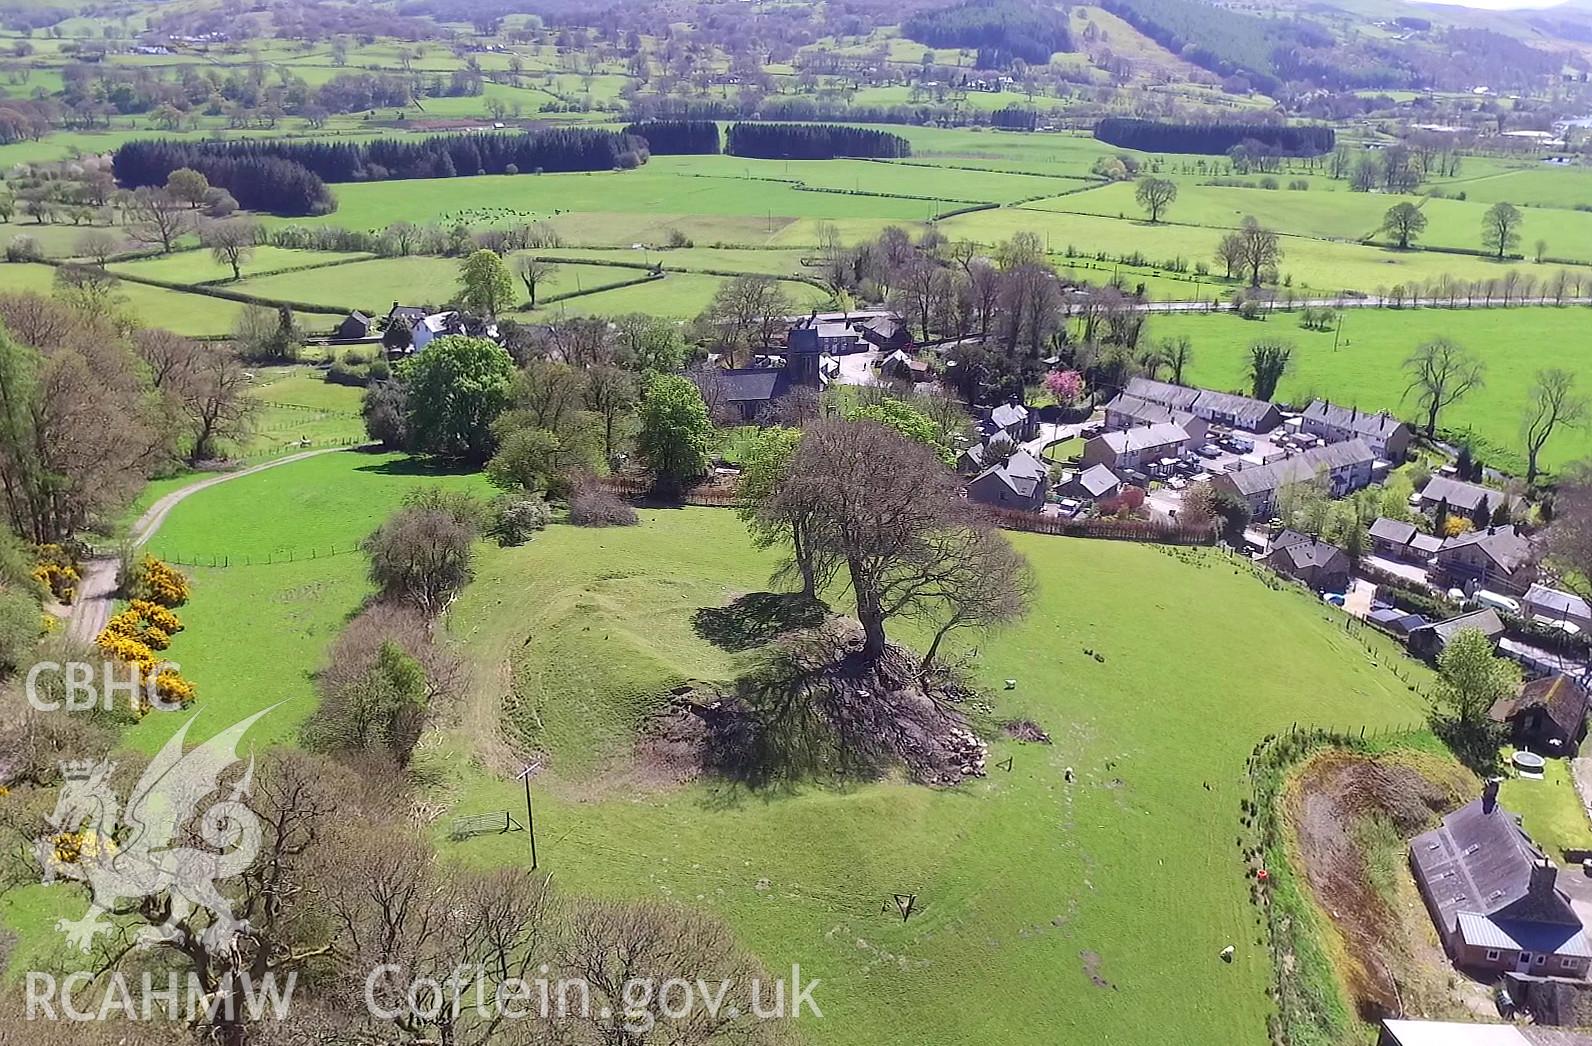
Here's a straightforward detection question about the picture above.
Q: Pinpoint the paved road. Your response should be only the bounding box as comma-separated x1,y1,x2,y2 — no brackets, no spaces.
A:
1133,295,1592,313
65,447,354,645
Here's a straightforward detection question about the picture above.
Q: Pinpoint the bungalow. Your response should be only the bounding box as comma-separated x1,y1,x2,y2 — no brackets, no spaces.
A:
1489,674,1590,757
966,449,1050,512
1300,399,1413,461
979,400,1039,444
1432,526,1536,591
1409,781,1592,979
1124,376,1283,433
1264,530,1351,593
1080,422,1191,473
1367,606,1427,637
1419,476,1519,519
1408,608,1505,660
1523,584,1592,634
1210,439,1377,519
1056,463,1121,503
1368,517,1444,563
1101,393,1209,442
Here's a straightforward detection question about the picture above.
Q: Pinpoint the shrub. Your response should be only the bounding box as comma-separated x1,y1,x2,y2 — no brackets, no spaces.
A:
120,554,190,607
5,235,41,262
489,493,552,546
568,485,638,527
32,543,79,603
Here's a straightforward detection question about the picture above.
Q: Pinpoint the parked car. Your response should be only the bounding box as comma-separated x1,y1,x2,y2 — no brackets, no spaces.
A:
1196,443,1222,459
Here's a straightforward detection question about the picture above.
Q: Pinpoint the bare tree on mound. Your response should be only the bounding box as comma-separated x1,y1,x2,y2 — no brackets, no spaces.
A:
778,417,1031,665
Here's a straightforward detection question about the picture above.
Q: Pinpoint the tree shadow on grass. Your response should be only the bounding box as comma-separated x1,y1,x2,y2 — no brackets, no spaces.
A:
353,456,481,479
690,591,829,653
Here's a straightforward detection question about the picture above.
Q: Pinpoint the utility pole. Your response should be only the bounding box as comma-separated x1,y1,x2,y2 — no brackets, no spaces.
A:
516,761,541,870
1332,311,1344,353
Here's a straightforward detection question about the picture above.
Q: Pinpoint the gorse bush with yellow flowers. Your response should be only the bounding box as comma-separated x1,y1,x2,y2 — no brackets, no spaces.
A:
95,599,196,711
119,554,189,608
31,544,80,604
48,828,117,868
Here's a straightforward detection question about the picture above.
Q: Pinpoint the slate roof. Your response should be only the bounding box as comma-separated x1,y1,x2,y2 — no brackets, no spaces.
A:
1094,422,1189,455
1074,463,1120,498
1266,533,1349,577
1368,607,1426,634
1410,608,1506,647
1525,584,1592,621
1422,476,1511,514
1371,517,1417,544
714,367,789,404
1490,674,1591,738
1124,376,1279,430
972,449,1048,500
1410,795,1586,955
1103,393,1198,430
1220,439,1375,496
1302,399,1409,442
988,402,1031,432
1438,526,1533,573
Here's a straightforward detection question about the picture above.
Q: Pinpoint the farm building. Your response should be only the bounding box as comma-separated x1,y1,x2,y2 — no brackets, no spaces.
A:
1300,400,1413,460
1489,674,1590,757
978,400,1038,444
1409,781,1592,980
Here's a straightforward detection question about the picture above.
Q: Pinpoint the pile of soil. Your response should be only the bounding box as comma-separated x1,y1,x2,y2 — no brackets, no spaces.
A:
1287,753,1466,1020
641,618,989,786
1002,719,1052,744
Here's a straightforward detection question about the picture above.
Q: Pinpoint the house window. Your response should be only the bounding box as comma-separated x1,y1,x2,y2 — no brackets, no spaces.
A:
1563,957,1578,970
1486,949,1501,961
1535,954,1548,966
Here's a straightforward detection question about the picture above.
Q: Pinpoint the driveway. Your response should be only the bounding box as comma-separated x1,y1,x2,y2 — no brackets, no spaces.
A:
1344,578,1376,619
832,348,879,386
1362,554,1431,588
65,446,358,645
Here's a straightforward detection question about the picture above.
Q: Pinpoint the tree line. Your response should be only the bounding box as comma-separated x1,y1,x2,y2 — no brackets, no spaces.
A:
900,0,1073,67
112,128,647,216
1094,118,1335,157
622,119,722,155
724,123,911,160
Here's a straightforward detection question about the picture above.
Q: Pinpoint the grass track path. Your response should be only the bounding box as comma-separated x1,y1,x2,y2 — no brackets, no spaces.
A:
66,447,357,644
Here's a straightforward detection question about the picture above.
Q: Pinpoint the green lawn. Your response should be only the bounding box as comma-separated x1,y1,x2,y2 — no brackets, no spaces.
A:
521,270,829,320
1497,754,1592,861
1144,306,1592,474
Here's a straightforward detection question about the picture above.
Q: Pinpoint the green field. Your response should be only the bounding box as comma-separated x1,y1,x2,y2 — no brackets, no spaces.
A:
1145,306,1592,473
109,246,370,284
1,446,1435,1044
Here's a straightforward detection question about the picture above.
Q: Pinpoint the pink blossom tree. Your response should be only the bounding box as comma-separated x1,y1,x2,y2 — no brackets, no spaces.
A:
1043,369,1085,406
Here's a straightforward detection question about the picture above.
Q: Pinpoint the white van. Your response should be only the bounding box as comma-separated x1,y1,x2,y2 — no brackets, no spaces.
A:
1473,590,1521,616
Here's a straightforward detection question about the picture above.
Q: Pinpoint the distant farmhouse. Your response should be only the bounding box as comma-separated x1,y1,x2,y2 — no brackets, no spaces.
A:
1419,476,1522,519
1410,781,1592,980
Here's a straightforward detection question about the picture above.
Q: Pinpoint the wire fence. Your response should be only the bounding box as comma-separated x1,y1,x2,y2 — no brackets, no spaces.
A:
146,542,365,569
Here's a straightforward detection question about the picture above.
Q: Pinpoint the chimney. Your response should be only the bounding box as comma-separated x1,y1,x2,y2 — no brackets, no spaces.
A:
1530,857,1558,899
1483,777,1500,813
393,301,400,313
